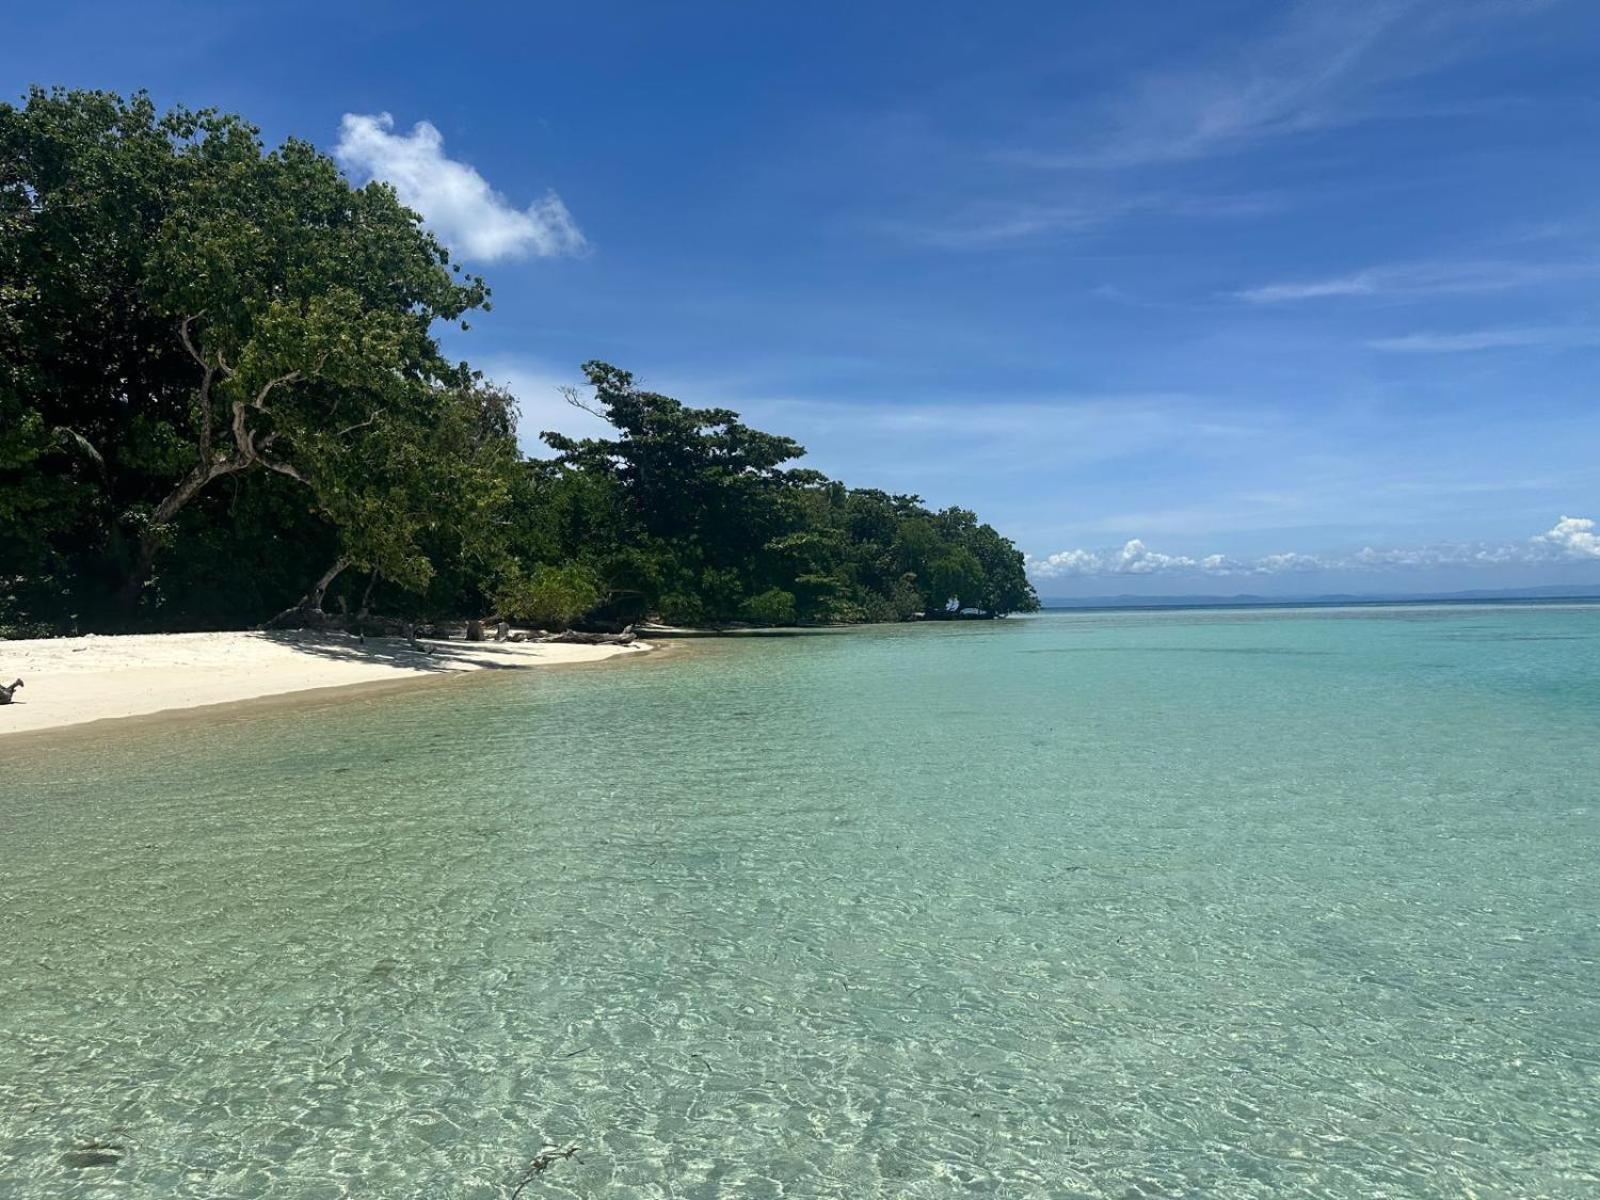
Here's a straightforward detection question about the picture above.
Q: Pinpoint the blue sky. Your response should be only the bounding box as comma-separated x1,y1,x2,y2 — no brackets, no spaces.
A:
7,0,1600,596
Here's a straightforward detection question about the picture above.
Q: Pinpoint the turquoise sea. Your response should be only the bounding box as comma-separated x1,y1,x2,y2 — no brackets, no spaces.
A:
3,603,1599,1198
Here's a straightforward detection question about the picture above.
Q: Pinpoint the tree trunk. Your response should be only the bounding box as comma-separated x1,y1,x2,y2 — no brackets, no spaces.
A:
118,460,237,608
304,557,349,612
357,570,380,619
265,557,349,629
118,353,312,610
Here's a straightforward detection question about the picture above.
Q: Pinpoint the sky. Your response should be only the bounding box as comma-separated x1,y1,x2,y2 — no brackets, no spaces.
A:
6,0,1599,597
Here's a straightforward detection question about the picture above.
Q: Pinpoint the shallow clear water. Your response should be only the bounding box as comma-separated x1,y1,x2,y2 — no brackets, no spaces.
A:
3,603,1600,1198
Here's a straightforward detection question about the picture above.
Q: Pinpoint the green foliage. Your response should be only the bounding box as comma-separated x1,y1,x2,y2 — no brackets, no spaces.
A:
741,588,798,625
658,591,708,627
0,86,500,630
929,547,986,612
2,89,1038,636
494,564,604,630
539,363,1039,625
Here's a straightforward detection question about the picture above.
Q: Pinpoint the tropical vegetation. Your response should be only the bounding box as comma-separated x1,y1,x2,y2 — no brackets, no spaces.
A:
1,87,1036,635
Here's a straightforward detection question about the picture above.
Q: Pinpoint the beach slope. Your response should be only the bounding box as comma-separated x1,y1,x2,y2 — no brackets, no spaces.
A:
0,631,647,737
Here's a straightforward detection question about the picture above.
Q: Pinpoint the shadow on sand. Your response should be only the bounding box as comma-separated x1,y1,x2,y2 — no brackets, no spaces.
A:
255,630,536,674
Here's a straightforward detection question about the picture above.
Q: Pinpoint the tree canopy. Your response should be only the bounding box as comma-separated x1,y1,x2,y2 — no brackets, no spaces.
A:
1,88,1037,636
533,362,1037,626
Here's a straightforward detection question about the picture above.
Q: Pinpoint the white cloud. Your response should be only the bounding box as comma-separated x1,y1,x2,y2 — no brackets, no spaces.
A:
335,113,584,262
1027,539,1203,578
1537,515,1600,559
1029,548,1104,577
1027,515,1600,579
1254,551,1326,574
1111,539,1197,574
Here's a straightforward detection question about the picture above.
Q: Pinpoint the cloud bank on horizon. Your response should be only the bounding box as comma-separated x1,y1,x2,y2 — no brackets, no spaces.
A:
1028,517,1600,581
334,113,584,262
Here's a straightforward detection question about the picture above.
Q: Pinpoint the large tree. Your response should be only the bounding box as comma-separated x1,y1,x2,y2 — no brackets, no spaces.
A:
0,87,489,623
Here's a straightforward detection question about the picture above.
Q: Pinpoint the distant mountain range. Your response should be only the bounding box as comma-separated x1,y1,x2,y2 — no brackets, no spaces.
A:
1039,583,1600,610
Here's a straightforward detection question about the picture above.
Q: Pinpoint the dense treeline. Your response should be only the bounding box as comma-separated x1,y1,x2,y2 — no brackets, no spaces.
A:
1,88,1036,635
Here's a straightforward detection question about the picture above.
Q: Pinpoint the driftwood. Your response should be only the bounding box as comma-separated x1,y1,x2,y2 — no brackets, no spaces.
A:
0,679,22,705
538,630,636,646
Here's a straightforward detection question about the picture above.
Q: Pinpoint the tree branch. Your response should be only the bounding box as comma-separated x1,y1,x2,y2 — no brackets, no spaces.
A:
230,399,251,457
249,370,302,411
179,315,219,459
261,457,309,484
177,313,206,369
333,411,380,439
559,384,607,421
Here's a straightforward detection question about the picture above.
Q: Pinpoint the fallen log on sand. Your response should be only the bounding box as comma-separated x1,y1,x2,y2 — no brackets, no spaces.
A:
538,630,636,646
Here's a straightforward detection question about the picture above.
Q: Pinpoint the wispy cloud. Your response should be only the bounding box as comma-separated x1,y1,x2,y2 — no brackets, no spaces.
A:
1369,325,1600,353
1234,260,1600,303
1028,516,1600,579
740,390,1270,487
891,191,1281,249
479,356,1275,483
335,113,585,262
1004,0,1535,170
889,200,1126,249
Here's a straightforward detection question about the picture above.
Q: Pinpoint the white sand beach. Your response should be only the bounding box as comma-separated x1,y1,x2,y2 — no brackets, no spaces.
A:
0,630,649,737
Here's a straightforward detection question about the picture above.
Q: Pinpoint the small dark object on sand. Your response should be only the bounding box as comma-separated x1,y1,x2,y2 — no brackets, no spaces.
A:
0,678,21,705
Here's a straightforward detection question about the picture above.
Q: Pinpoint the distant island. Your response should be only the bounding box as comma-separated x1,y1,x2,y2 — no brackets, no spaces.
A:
1,88,1037,639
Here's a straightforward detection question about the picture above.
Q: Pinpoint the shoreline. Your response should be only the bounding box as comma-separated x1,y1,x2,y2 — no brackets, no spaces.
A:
0,630,654,740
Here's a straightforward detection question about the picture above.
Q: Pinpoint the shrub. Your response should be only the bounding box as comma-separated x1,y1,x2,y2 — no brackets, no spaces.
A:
740,588,797,625
494,563,603,630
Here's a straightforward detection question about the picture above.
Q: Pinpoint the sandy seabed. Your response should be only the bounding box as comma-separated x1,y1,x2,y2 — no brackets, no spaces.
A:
0,630,649,737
